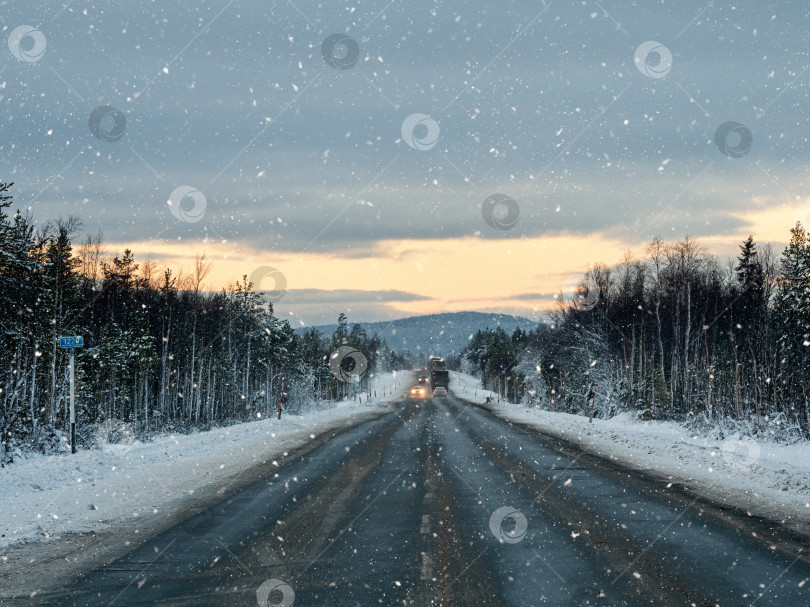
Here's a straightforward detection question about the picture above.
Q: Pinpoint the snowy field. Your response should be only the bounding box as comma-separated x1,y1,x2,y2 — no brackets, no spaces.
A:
450,372,810,536
0,372,408,550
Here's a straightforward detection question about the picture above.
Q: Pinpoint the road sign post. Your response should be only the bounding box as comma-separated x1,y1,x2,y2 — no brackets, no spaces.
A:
59,337,83,453
69,349,75,452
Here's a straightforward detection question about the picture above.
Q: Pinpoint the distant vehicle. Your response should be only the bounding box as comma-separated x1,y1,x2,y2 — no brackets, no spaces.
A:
416,369,431,385
433,387,447,397
409,385,429,399
428,356,449,390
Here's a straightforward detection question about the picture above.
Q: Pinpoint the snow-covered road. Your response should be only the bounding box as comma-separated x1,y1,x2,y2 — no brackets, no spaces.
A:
10,386,810,606
3,371,810,605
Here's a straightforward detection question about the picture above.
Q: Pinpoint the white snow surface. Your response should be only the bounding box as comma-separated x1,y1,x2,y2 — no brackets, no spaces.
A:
0,372,407,549
450,372,810,534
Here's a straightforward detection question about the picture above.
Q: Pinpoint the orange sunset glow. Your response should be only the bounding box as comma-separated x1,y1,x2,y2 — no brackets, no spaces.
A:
108,197,806,324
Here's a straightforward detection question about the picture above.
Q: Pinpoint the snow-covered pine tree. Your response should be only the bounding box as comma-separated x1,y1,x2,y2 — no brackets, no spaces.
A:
774,223,810,428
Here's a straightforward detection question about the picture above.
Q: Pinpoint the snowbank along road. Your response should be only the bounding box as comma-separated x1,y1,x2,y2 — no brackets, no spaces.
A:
6,389,810,606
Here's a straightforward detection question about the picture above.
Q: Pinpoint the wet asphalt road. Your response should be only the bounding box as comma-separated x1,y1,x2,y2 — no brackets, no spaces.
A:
25,393,810,606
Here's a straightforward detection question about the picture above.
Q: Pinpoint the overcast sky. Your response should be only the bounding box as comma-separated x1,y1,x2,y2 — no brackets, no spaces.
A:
3,1,810,324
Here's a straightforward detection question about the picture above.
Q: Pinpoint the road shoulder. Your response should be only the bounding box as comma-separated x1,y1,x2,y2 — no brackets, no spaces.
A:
0,401,397,600
448,378,810,551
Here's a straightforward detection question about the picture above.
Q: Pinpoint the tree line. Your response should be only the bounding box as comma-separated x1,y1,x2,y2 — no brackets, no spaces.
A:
0,183,404,462
463,227,810,437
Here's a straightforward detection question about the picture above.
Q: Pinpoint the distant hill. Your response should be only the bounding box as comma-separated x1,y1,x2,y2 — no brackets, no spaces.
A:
299,311,539,357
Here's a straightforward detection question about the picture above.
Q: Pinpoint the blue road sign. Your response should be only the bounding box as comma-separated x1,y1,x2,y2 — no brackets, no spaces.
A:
59,336,84,348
